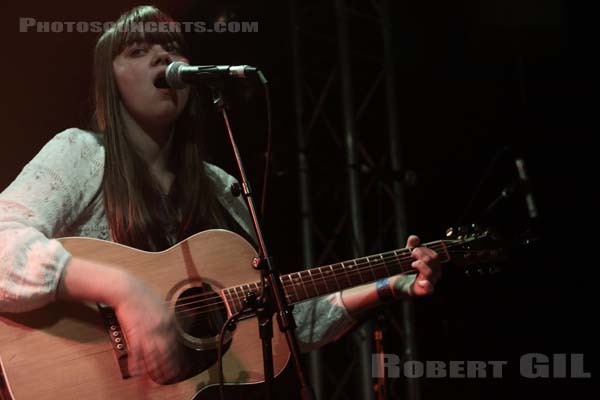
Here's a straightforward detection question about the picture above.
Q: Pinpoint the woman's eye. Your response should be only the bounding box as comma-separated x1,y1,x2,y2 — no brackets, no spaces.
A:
130,47,146,56
165,43,180,54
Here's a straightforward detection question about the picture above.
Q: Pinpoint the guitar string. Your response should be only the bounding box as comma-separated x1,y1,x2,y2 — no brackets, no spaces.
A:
172,242,456,316
175,251,417,328
178,247,479,332
170,242,448,312
175,249,476,331
171,245,480,319
173,244,468,320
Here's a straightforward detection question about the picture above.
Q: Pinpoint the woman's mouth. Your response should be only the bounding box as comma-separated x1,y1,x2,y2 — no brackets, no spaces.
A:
154,73,175,98
154,75,168,89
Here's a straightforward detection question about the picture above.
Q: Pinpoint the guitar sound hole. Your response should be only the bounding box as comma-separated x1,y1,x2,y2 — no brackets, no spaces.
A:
174,284,228,344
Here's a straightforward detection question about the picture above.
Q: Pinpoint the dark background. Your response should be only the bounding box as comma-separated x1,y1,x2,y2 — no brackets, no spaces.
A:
1,1,597,399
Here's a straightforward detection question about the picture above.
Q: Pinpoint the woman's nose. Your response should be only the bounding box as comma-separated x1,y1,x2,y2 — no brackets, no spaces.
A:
152,45,171,66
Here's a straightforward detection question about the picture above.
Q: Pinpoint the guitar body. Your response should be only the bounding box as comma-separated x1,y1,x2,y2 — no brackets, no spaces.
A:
0,230,290,400
0,224,493,399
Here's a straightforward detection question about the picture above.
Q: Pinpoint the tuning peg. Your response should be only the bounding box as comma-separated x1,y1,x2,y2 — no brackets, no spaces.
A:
446,227,454,237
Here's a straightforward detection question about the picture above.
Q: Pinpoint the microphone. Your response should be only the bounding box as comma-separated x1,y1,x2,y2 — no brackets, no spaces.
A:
155,61,258,89
514,157,539,220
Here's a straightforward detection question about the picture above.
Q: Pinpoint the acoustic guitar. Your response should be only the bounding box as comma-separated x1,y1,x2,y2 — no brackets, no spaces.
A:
0,227,502,399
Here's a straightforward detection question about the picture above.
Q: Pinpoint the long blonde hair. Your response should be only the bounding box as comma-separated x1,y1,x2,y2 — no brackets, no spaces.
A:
92,5,225,251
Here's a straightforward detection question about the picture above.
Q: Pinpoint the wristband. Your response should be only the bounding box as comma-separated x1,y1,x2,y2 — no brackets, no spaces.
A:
375,277,396,303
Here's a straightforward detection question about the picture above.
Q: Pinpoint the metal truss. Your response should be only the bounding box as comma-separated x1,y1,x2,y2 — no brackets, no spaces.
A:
290,0,419,399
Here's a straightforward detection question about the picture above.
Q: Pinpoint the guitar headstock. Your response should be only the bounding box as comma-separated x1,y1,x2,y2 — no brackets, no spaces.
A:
444,224,508,276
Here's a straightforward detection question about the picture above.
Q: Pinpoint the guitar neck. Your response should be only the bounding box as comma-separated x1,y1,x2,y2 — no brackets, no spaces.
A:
223,240,450,313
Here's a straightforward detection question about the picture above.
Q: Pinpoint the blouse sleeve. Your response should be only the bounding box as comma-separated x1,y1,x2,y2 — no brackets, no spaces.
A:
0,128,104,312
291,292,357,352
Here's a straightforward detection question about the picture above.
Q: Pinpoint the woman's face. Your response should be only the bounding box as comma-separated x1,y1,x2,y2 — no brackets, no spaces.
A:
113,40,190,133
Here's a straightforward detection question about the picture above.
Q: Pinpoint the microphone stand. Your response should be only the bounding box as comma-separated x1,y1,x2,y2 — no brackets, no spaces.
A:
207,80,315,400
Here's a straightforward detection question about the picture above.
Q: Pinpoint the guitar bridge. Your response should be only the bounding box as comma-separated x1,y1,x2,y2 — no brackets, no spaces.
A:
97,304,131,379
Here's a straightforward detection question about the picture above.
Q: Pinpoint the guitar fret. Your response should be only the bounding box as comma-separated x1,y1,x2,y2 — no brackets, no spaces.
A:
328,265,342,291
393,250,408,274
355,259,370,284
346,260,364,287
379,253,391,277
300,270,317,297
226,287,234,312
318,266,334,292
366,257,377,280
294,272,309,300
302,270,318,298
312,270,325,296
307,269,318,296
235,286,245,312
224,288,233,313
222,288,231,312
230,288,242,314
281,275,297,303
313,268,329,295
403,249,413,272
340,262,353,287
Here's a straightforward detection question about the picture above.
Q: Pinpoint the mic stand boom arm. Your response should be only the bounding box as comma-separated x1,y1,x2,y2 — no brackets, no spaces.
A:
207,81,315,400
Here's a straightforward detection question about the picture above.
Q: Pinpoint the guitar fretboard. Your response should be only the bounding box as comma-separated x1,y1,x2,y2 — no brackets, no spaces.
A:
222,241,449,314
